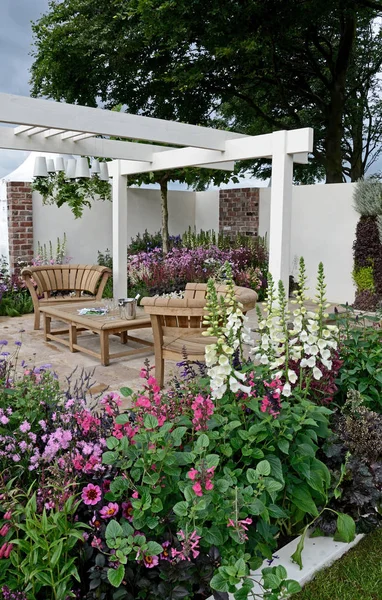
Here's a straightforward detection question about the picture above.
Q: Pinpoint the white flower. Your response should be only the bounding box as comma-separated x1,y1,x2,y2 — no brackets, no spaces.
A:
218,355,230,366
282,382,292,397
306,356,316,368
260,354,269,365
300,358,308,368
233,370,246,381
321,359,332,370
288,370,298,384
320,348,331,360
313,366,322,380
309,344,319,355
317,339,327,351
229,376,252,395
299,330,308,342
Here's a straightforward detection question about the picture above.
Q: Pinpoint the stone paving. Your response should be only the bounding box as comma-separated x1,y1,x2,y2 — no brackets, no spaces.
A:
0,301,341,399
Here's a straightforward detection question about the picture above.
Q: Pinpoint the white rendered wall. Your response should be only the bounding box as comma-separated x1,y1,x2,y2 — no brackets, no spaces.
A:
32,188,196,263
259,183,358,303
195,190,219,231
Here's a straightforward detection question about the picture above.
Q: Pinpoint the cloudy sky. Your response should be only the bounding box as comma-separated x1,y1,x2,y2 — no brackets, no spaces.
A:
0,0,49,178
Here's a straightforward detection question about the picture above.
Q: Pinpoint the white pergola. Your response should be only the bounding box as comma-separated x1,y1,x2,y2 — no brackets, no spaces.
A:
0,93,313,298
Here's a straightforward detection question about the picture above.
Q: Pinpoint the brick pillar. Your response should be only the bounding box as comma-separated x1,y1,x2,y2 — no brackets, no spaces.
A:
219,187,259,238
7,181,34,272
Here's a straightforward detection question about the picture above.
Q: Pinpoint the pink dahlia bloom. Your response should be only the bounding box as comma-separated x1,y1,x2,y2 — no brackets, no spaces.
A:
81,484,102,506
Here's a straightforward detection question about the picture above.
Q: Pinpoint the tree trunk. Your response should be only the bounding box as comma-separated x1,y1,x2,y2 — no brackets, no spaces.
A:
325,13,357,183
325,87,345,183
160,178,169,255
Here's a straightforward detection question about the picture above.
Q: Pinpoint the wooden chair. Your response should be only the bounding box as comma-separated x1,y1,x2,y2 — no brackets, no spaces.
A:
141,283,257,387
21,264,112,330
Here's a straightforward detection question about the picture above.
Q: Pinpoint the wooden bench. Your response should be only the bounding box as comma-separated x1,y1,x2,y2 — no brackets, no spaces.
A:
21,264,112,330
141,282,257,387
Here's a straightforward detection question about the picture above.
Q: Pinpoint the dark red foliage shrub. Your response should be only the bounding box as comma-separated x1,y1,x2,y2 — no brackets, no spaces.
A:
353,289,378,311
353,216,380,268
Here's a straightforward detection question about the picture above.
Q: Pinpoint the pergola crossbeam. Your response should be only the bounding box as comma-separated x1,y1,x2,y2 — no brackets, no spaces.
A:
0,93,246,150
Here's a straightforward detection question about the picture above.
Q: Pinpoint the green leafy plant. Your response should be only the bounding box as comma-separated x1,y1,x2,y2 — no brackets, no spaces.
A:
334,305,382,412
352,265,375,292
4,491,86,600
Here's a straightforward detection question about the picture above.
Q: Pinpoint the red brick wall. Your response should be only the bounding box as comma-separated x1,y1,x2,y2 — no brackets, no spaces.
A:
7,182,34,272
219,187,259,238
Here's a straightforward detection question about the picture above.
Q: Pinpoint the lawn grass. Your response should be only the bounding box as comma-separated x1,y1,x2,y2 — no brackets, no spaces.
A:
293,528,382,600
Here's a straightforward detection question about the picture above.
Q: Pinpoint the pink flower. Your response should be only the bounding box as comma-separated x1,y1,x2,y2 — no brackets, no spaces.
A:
81,484,102,506
143,554,159,568
19,420,31,433
187,468,198,481
99,502,119,519
0,416,9,425
121,501,133,521
91,536,102,549
192,482,203,497
191,395,214,431
160,541,171,561
172,530,201,561
132,491,139,499
136,396,151,409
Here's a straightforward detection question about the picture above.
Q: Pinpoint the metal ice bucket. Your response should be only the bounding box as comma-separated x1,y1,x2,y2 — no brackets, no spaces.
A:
118,298,137,320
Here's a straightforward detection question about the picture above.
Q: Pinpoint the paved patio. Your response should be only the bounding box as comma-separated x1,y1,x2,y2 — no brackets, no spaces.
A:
1,301,341,401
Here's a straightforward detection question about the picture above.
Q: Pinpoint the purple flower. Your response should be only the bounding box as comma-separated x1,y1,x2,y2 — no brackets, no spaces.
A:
15,341,22,347
19,421,31,433
0,340,8,346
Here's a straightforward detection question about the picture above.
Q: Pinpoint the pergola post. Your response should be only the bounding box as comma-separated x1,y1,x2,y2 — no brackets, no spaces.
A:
110,160,128,299
268,130,294,296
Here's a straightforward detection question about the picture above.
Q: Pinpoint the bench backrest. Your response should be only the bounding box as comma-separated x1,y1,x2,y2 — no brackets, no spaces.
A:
141,282,257,331
21,264,111,295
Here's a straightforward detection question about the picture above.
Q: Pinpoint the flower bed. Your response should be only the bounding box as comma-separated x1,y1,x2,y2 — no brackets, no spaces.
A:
0,260,381,600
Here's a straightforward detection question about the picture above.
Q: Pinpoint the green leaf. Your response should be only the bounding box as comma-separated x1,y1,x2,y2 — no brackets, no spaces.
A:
106,436,120,449
120,387,133,397
151,497,163,513
195,433,209,449
107,563,125,588
173,501,189,516
205,454,220,468
335,513,356,543
215,478,230,493
256,460,271,476
285,580,302,594
106,520,123,539
235,557,247,578
210,572,230,592
114,414,131,425
277,438,290,454
145,541,164,555
291,526,309,569
103,451,118,465
291,486,319,516
144,414,158,429
246,468,258,484
171,426,188,445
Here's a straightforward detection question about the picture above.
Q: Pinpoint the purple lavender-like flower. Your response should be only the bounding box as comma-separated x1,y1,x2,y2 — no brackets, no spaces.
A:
0,340,8,346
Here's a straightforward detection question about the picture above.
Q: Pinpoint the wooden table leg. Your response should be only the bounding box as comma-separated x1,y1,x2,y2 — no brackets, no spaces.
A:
43,315,51,341
69,324,78,352
120,331,128,344
100,330,110,366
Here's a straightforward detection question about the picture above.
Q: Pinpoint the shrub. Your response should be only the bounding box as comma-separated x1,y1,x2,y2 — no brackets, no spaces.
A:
353,177,382,217
352,265,375,292
0,258,33,317
334,306,382,412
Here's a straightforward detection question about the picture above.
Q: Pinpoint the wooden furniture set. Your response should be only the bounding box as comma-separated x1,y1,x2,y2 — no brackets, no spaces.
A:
21,266,257,382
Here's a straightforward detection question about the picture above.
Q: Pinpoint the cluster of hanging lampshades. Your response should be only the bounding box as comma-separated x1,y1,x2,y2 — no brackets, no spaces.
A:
33,156,110,180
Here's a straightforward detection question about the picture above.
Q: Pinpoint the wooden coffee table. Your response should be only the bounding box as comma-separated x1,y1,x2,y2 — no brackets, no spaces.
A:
39,302,153,366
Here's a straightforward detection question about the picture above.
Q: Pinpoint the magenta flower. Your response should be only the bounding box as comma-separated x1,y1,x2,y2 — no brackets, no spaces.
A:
172,530,201,561
142,554,159,568
160,541,171,561
19,421,31,433
99,502,119,519
81,484,102,506
121,501,134,521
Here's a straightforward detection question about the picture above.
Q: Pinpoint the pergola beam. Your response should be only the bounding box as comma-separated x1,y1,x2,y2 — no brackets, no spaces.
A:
119,128,313,175
0,93,245,150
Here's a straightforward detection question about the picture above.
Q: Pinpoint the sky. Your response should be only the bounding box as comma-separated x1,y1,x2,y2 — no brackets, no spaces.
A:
0,0,50,178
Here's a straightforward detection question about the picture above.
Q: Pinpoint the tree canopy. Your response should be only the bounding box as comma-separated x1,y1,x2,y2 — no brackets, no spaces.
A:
31,0,382,183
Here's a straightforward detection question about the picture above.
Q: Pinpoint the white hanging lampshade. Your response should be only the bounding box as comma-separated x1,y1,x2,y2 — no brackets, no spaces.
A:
91,159,101,175
55,157,65,172
65,158,77,179
75,157,90,178
46,159,55,173
99,162,109,181
33,157,48,177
